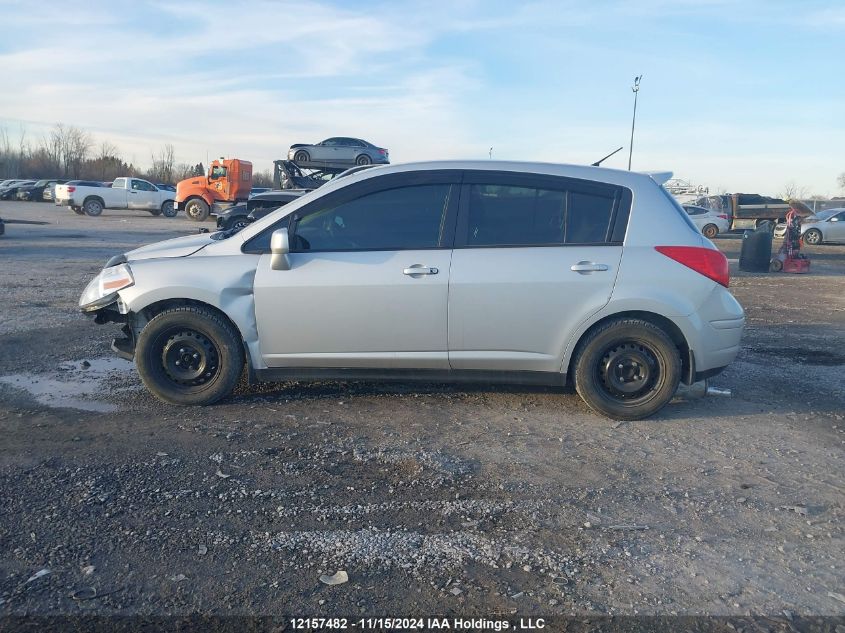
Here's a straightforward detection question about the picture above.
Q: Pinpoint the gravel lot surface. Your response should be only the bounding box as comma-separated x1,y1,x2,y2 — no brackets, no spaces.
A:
1,201,843,622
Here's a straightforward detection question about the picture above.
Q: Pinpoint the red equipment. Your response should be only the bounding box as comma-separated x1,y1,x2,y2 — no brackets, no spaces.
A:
770,209,810,273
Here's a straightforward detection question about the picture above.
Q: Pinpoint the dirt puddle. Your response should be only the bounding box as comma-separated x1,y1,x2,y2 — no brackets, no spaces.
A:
0,357,137,412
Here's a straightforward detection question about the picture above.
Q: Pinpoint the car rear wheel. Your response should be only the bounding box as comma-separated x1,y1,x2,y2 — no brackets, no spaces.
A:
161,201,177,217
574,318,681,420
294,150,310,163
135,306,244,406
803,228,822,245
702,223,719,239
185,198,210,222
83,198,104,216
355,154,372,165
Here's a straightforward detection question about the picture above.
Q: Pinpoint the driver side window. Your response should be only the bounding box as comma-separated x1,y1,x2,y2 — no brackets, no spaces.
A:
291,184,451,252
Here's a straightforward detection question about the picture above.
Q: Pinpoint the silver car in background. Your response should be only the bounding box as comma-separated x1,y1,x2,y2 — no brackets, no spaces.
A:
773,208,845,245
288,137,389,166
79,161,744,420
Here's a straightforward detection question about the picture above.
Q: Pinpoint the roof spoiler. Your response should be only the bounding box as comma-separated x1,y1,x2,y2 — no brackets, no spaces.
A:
642,171,673,185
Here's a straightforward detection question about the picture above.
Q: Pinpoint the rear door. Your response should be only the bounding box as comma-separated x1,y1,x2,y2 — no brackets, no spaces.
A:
448,171,630,372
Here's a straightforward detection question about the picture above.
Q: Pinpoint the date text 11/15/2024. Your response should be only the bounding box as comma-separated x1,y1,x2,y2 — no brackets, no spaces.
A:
290,617,547,630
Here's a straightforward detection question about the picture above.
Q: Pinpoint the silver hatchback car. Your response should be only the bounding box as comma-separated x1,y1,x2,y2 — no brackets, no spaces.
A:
80,161,744,420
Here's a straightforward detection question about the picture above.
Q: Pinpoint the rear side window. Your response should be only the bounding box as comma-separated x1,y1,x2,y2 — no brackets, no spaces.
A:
464,183,618,246
113,178,126,189
661,186,700,233
292,184,451,252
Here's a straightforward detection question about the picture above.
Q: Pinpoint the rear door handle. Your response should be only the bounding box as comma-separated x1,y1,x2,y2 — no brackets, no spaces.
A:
570,261,609,273
403,265,439,276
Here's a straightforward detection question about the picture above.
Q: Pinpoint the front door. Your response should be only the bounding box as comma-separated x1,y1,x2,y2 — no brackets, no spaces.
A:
128,179,158,209
252,174,460,368
447,173,629,373
826,211,845,241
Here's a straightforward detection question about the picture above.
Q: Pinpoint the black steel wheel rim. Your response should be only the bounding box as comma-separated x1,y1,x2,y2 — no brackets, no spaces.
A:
597,340,660,401
158,329,219,387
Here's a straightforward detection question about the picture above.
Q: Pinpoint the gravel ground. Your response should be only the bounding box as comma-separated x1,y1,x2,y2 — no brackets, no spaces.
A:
0,201,843,622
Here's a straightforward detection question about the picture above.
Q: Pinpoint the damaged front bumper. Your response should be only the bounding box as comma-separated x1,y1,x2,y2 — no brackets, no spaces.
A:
85,302,136,361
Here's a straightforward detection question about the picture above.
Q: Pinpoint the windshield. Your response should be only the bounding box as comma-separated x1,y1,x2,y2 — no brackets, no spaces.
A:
808,209,842,221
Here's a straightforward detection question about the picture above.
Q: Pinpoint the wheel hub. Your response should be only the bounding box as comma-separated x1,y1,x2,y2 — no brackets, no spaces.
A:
161,331,218,386
599,343,657,398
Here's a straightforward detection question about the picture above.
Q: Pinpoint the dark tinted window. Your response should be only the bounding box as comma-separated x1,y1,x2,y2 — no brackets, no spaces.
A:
465,184,615,246
292,184,450,252
131,179,156,191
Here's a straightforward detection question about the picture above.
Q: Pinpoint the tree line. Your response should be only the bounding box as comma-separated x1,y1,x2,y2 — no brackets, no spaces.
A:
0,124,274,186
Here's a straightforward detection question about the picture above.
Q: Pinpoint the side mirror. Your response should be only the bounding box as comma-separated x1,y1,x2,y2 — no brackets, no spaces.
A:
270,228,291,270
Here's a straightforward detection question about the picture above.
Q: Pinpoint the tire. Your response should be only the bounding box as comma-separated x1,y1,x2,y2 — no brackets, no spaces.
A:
184,198,210,222
135,306,244,406
803,228,822,245
355,154,372,166
83,198,104,216
149,207,163,216
228,216,250,232
71,206,85,215
702,223,719,239
573,318,682,420
294,150,310,163
161,200,177,218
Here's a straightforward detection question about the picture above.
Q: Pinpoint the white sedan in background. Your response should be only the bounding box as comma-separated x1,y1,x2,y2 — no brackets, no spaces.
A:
682,205,730,239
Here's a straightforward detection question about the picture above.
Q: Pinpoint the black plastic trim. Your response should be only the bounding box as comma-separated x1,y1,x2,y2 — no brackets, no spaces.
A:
254,367,567,387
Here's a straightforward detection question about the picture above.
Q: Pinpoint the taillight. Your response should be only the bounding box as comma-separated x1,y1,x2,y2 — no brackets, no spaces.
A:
379,148,387,155
67,186,76,193
655,245,730,287
717,214,728,220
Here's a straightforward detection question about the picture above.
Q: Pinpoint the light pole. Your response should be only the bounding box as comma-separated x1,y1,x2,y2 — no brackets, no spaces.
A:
628,75,642,171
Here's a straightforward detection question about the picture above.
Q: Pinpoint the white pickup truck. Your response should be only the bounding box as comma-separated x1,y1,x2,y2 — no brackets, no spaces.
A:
54,177,176,217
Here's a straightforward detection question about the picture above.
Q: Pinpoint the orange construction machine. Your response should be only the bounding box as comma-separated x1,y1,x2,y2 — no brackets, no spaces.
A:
175,158,252,221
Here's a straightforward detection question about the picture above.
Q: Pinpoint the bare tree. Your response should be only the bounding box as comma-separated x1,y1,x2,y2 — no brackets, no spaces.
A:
779,181,808,201
252,169,273,188
838,172,845,192
149,144,175,183
66,126,92,178
0,127,12,177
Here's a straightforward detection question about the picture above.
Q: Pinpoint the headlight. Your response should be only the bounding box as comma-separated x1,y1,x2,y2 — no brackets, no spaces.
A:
79,263,134,311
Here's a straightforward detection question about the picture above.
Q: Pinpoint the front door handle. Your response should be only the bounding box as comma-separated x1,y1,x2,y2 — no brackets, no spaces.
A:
403,264,439,277
570,261,609,273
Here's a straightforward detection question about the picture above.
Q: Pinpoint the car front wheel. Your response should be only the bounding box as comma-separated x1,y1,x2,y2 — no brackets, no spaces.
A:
803,228,822,245
135,306,244,406
574,318,681,420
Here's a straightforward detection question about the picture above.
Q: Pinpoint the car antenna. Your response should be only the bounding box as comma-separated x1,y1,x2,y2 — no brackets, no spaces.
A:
591,146,624,166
